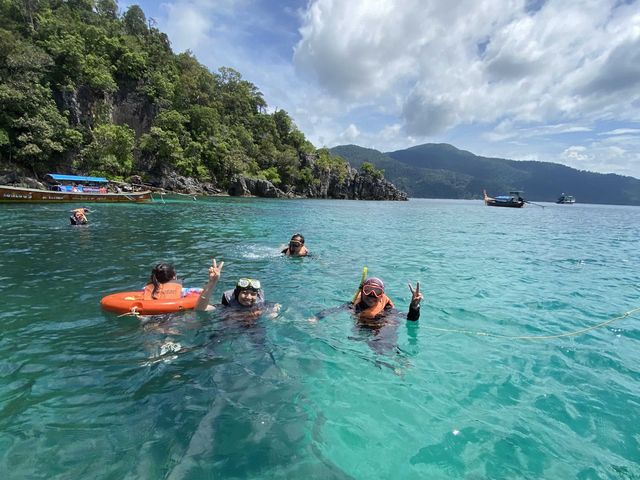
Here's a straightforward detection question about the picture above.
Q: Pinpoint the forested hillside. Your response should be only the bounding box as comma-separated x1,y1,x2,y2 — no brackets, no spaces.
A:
0,0,403,199
332,144,640,205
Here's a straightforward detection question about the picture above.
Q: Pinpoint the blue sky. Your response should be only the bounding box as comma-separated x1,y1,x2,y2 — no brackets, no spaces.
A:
122,0,640,179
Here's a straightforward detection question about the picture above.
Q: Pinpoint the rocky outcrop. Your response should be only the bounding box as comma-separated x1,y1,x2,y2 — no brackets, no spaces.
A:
228,176,287,198
297,154,407,200
140,172,223,195
225,165,406,200
53,84,157,136
0,169,46,190
111,87,158,137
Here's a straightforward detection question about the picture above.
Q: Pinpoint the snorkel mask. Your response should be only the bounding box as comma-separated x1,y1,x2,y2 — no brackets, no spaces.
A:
236,278,261,290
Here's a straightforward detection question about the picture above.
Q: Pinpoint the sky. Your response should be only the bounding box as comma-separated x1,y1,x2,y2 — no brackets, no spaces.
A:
122,0,640,179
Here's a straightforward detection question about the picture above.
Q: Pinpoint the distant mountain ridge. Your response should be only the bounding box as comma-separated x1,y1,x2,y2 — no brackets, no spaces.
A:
330,144,640,205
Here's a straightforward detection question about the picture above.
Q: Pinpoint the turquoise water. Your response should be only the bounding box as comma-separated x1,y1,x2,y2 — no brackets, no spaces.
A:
1,198,639,479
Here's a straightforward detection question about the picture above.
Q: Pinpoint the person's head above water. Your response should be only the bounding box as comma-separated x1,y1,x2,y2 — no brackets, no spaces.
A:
361,277,385,307
284,233,308,256
233,278,262,307
150,263,176,284
148,263,178,299
289,233,304,247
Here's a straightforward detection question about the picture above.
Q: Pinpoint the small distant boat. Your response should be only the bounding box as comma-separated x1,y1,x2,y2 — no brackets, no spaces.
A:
483,189,525,208
556,193,575,204
0,174,152,203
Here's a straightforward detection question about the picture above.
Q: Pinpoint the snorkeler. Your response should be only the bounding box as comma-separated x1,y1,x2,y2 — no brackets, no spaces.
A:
352,277,422,321
311,275,423,323
69,207,90,225
281,233,309,257
309,275,422,356
195,259,280,318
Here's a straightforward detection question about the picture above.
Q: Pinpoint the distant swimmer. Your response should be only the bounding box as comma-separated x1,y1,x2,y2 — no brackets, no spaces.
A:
281,233,309,257
69,207,90,225
195,258,280,319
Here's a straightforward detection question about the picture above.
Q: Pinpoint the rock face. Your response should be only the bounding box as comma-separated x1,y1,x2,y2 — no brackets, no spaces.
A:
143,171,223,195
0,167,46,190
228,176,286,198
298,153,407,200
226,166,407,200
309,165,407,200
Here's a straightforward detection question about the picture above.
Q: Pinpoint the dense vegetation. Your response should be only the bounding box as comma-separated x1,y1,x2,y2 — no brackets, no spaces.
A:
332,144,640,205
0,0,361,193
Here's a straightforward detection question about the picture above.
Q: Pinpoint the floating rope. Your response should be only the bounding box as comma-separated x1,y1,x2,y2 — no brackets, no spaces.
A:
118,306,141,318
422,306,640,340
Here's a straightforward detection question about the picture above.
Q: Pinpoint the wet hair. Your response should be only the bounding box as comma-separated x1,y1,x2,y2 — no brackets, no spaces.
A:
149,263,176,299
290,233,304,244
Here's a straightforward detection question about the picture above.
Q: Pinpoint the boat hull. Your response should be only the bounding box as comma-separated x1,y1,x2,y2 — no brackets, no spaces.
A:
485,199,524,208
483,189,525,208
0,185,152,203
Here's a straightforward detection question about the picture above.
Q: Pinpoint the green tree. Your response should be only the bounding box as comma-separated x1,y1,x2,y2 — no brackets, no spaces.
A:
123,5,147,37
80,123,135,177
360,161,384,180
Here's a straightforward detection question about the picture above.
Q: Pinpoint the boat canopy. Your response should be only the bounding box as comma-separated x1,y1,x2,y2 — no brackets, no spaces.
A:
45,174,109,184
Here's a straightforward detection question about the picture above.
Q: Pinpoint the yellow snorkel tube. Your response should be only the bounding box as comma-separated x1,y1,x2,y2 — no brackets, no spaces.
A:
352,266,368,303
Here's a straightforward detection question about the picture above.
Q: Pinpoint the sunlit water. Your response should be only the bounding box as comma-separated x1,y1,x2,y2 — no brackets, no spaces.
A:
1,198,639,479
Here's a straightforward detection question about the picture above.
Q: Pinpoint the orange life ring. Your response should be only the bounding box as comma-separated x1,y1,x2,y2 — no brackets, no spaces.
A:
100,289,202,315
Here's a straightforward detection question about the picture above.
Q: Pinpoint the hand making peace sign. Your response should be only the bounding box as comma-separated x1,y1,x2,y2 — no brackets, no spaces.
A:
408,281,423,307
208,258,224,281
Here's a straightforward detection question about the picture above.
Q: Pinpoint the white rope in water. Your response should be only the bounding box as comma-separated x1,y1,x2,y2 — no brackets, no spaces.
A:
422,306,640,340
118,306,141,318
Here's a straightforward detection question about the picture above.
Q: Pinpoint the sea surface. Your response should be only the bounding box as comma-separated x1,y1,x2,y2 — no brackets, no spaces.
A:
1,198,639,479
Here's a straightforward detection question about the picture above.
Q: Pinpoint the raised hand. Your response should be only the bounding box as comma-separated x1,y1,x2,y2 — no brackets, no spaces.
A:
408,281,423,306
208,258,224,281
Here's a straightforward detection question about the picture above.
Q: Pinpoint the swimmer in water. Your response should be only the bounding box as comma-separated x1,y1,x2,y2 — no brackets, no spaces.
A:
195,258,280,319
281,233,309,257
69,207,90,225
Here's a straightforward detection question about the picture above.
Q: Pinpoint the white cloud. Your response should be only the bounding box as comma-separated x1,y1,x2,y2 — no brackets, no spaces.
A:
343,124,360,140
161,2,212,52
562,145,589,164
600,128,640,136
294,0,640,140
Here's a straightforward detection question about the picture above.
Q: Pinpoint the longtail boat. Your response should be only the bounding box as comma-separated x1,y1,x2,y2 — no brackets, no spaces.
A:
0,174,151,203
483,189,525,208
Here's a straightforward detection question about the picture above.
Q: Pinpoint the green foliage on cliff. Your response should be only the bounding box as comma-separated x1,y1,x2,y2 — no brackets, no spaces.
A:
0,0,345,191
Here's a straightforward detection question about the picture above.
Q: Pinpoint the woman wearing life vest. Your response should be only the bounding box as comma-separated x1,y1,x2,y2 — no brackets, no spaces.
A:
143,263,183,300
195,258,280,319
310,275,422,323
281,233,309,257
352,277,422,321
309,275,422,356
